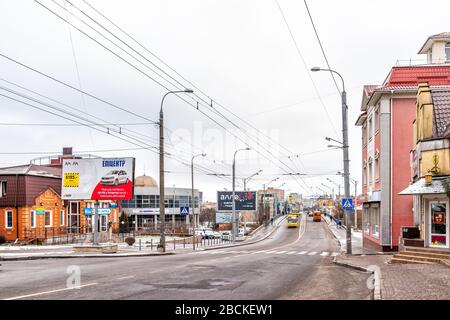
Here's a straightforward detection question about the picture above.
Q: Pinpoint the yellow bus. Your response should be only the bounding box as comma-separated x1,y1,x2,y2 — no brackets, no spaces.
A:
287,214,300,228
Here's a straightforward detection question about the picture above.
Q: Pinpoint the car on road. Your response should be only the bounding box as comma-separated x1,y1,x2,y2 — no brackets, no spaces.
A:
202,228,215,239
220,231,231,241
101,170,129,186
213,231,221,239
308,211,313,217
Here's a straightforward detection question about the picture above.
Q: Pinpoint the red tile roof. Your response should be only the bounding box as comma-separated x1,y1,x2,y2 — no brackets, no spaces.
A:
384,66,450,87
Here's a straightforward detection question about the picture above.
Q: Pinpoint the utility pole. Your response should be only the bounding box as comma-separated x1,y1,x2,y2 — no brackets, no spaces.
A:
158,89,194,252
93,200,99,245
312,67,352,254
232,148,250,243
191,153,206,251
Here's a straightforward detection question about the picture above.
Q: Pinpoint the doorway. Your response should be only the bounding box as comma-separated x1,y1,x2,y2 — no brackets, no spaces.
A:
429,201,449,248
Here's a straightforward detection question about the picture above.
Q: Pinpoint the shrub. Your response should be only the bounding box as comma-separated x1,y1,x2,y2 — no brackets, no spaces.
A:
125,237,135,246
0,235,6,244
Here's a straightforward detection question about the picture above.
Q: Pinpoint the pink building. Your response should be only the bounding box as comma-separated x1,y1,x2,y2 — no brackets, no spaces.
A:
355,34,450,252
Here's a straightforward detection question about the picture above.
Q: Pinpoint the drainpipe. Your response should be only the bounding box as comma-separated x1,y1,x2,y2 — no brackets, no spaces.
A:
15,174,19,240
390,91,393,250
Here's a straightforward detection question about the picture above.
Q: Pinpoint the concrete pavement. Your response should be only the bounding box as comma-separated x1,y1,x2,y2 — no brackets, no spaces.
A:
0,214,372,300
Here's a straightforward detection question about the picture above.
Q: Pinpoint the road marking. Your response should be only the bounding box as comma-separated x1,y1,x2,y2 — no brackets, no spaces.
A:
308,251,317,255
275,251,288,254
4,283,98,300
117,276,134,280
297,251,307,255
286,251,297,255
238,251,249,254
265,250,277,254
320,252,330,256
252,250,268,254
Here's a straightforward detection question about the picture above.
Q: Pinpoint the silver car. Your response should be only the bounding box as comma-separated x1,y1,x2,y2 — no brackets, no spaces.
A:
101,170,129,186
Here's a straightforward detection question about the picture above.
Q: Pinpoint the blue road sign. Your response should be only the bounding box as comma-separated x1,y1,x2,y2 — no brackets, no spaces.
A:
180,206,189,215
341,198,354,211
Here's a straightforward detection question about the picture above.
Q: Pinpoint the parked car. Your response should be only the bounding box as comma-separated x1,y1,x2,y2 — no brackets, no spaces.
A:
220,231,231,241
213,231,221,239
203,228,215,239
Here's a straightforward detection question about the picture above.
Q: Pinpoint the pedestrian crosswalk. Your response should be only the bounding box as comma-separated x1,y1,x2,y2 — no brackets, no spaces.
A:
194,249,339,257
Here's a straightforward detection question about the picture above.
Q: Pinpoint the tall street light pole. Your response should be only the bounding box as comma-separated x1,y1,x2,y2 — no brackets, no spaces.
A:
243,169,262,191
191,153,206,251
312,67,351,254
262,177,279,224
232,147,251,243
158,89,194,252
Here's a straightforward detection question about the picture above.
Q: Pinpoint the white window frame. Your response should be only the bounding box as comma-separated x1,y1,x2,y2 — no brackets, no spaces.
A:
363,207,370,234
368,116,373,141
44,210,53,227
31,210,36,228
0,181,6,198
5,210,13,229
60,210,65,226
446,42,450,61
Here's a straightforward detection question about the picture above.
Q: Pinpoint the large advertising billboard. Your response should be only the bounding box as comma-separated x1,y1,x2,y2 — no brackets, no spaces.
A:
62,158,135,200
217,191,256,211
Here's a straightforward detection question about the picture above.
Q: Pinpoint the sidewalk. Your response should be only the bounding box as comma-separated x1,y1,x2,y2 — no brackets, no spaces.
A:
335,254,450,300
322,214,366,254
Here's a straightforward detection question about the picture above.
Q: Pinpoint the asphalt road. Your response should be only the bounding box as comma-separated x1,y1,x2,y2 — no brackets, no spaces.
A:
0,214,372,300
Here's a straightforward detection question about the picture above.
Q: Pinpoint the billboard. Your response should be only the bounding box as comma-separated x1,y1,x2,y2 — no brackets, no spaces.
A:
217,191,256,211
216,212,232,224
62,158,135,200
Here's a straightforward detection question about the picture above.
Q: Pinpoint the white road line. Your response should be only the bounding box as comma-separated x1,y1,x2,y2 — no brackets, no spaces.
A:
265,251,277,254
117,276,134,280
238,251,249,254
308,251,317,255
320,252,330,256
297,251,307,255
252,250,268,254
4,283,98,300
275,251,288,254
286,251,297,255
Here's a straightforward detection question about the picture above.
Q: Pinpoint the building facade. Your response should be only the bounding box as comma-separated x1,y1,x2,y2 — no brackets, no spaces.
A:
355,33,450,251
399,83,450,249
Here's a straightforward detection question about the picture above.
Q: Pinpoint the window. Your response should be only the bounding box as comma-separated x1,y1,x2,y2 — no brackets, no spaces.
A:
375,107,380,132
363,206,370,234
368,116,373,141
368,157,373,184
60,210,65,226
446,42,450,61
5,210,13,228
0,181,6,197
375,156,380,180
44,211,52,227
371,207,379,238
31,210,36,228
362,124,367,145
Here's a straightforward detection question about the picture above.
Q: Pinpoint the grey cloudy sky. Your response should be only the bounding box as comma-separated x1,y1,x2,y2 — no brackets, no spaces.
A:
1,0,449,201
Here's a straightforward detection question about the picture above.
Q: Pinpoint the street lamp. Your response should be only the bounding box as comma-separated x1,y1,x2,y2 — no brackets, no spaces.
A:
232,147,251,243
337,171,358,198
191,153,206,251
243,169,262,191
158,88,194,252
321,183,334,198
312,66,352,254
262,177,279,224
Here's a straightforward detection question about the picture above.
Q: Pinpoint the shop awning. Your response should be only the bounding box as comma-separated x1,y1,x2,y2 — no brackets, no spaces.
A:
398,177,449,195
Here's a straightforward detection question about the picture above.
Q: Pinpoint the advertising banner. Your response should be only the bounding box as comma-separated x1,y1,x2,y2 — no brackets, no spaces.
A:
216,212,232,224
217,191,256,211
62,158,135,200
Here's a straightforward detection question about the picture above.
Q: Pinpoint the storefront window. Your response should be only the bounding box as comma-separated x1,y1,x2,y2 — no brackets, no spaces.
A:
430,203,447,247
363,207,370,234
371,207,379,238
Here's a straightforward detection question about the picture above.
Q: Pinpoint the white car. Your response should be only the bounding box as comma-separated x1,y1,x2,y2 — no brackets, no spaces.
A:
101,170,129,186
213,231,221,239
203,228,215,239
220,231,231,241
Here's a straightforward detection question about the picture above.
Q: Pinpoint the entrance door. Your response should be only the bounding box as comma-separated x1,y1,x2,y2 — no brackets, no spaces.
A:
68,201,80,234
429,201,449,248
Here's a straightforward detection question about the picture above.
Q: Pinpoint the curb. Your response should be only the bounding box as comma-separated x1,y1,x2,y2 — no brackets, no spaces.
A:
0,252,174,261
332,256,382,300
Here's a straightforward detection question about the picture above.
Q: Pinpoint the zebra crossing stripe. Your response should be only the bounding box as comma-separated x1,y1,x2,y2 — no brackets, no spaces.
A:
298,251,307,255
320,252,329,256
308,251,317,255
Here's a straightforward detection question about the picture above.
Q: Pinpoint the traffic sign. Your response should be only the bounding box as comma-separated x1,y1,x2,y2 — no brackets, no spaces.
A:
180,206,189,215
341,198,354,211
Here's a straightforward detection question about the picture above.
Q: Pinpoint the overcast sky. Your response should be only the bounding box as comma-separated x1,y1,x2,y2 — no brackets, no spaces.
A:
1,0,449,202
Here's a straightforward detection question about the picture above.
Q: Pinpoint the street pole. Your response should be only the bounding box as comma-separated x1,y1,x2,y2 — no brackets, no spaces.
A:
312,67,352,254
93,200,99,245
191,153,206,251
232,148,250,243
158,89,194,252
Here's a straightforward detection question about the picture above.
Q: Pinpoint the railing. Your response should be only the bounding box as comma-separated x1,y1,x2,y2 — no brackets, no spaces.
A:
21,226,92,245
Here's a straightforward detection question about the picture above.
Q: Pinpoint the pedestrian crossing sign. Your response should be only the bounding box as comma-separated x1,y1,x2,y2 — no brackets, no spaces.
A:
341,198,354,210
180,206,189,215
